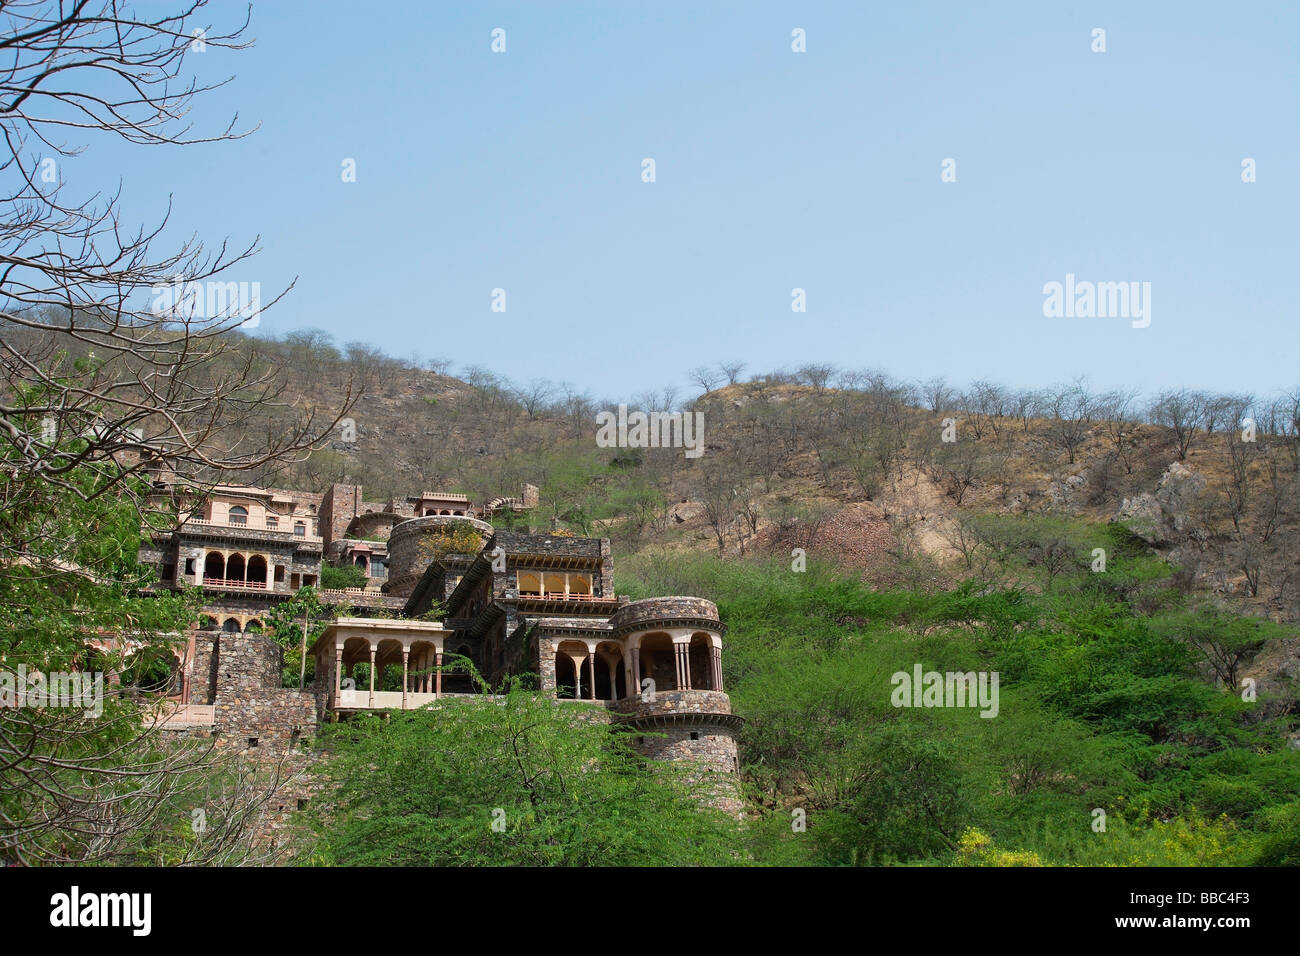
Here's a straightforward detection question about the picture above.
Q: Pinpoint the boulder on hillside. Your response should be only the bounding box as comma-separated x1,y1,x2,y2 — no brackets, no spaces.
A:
1047,473,1088,512
1114,461,1207,545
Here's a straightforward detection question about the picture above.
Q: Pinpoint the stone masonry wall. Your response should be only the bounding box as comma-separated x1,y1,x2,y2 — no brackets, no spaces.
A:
209,629,324,859
213,630,317,753
625,722,742,815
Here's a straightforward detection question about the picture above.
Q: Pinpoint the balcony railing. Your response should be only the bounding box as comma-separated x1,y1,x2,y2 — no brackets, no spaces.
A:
181,517,322,542
155,703,215,728
203,577,269,590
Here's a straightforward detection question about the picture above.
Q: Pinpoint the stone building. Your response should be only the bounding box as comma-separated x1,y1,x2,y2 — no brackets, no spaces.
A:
139,478,742,816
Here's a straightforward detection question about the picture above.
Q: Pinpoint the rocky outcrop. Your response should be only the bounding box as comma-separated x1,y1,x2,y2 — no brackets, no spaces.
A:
1115,462,1207,545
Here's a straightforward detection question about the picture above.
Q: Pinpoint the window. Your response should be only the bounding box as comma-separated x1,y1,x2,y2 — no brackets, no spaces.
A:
184,557,195,575
228,506,248,525
294,522,306,537
266,516,279,529
690,731,700,741
247,737,258,749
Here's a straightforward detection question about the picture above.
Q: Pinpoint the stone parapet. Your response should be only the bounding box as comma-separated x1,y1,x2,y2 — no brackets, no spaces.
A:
609,597,724,636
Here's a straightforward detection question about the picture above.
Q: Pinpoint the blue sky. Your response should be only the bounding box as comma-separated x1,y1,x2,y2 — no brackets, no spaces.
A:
83,1,1298,401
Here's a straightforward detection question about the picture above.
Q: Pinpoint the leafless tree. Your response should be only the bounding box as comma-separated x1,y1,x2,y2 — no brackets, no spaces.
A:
0,701,303,865
512,379,555,419
1013,388,1041,434
1149,389,1207,461
693,464,739,555
1096,388,1140,474
796,363,836,394
0,1,351,865
0,1,355,560
1045,381,1094,465
688,365,720,394
718,360,747,386
920,377,953,414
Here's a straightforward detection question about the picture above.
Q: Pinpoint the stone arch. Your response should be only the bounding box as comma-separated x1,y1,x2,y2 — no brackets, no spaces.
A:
222,617,241,633
594,641,625,701
123,647,181,695
409,640,439,694
554,653,577,700
569,574,592,596
543,572,565,597
375,638,405,692
554,640,589,700
341,635,372,694
638,632,677,692
247,554,268,586
517,572,541,596
245,619,263,633
203,550,225,582
226,552,246,583
199,615,219,630
689,632,715,691
441,643,476,695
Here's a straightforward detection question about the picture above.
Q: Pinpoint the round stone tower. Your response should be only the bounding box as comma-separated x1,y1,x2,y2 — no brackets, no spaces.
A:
384,514,493,598
602,597,743,814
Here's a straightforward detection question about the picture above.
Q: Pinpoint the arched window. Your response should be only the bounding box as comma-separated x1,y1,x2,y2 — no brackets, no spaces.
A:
638,633,677,692
203,551,225,583
689,633,715,691
554,653,577,699
222,618,241,633
122,648,180,695
228,506,248,525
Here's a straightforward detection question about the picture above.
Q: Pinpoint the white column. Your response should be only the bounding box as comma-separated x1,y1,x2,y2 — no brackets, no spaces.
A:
334,647,343,706
368,644,377,707
401,647,409,709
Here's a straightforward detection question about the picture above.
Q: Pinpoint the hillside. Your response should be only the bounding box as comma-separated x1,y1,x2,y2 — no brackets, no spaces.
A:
244,333,1299,618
